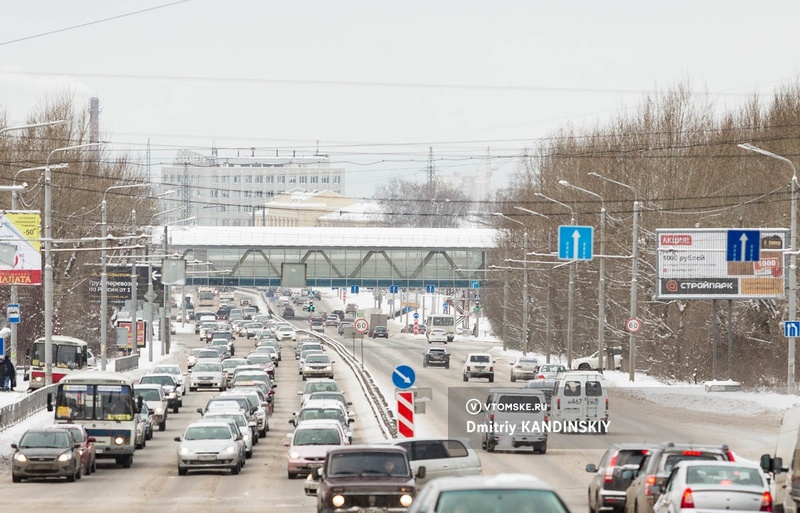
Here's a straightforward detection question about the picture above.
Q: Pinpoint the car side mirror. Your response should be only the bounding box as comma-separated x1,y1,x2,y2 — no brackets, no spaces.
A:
11,443,18,449
585,463,598,473
46,392,53,412
196,408,204,415
137,396,144,414
174,437,182,442
416,466,427,479
74,443,82,449
87,437,97,443
297,391,303,395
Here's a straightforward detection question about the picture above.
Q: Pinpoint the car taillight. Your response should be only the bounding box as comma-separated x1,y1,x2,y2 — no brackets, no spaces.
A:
538,375,545,379
604,453,618,483
682,450,702,456
489,414,494,422
489,366,494,372
605,398,609,410
556,398,560,410
467,366,471,371
761,491,773,512
644,475,657,496
726,450,735,461
680,489,694,509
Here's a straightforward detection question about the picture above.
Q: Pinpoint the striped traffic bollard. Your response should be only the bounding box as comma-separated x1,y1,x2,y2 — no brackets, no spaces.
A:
396,391,414,438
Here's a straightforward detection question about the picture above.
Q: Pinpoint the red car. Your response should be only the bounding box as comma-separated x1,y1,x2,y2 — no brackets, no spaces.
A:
52,423,97,475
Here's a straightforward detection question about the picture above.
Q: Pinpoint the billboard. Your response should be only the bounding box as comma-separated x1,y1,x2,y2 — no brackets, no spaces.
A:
656,228,788,300
87,266,163,306
0,211,42,285
117,320,147,348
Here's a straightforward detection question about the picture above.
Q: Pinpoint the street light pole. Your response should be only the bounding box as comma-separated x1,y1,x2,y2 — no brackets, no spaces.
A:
45,142,101,384
493,213,528,353
738,144,798,393
589,172,640,381
100,183,149,370
535,192,576,368
559,180,607,371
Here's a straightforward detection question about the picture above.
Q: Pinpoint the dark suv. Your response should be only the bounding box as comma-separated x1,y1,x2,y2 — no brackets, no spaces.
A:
586,444,656,513
371,326,389,339
305,445,425,513
624,442,735,513
422,348,450,368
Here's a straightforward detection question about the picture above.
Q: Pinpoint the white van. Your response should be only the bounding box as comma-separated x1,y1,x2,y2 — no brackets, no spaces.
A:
551,371,609,433
480,388,548,454
762,407,800,513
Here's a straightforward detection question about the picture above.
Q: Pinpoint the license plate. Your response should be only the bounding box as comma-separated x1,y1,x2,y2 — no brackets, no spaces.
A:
363,508,383,513
198,455,216,461
475,366,485,370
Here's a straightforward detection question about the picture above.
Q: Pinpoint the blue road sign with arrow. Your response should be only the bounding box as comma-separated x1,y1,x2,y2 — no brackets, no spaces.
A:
426,285,435,293
392,364,416,389
726,229,760,262
389,285,398,293
558,225,594,261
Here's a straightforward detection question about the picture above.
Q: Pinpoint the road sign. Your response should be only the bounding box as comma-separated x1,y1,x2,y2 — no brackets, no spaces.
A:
389,285,398,294
558,225,594,260
471,280,480,289
393,364,416,389
7,303,20,324
350,285,360,294
442,303,449,314
785,321,800,338
413,312,419,320
425,285,435,293
354,317,369,333
0,336,4,356
727,229,760,262
396,390,415,438
626,317,642,334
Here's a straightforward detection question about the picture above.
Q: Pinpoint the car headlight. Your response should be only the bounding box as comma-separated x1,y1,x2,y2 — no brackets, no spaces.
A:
114,436,125,446
14,452,27,463
155,407,164,415
179,446,194,455
400,494,414,507
57,451,73,462
221,445,237,455
33,376,43,383
289,451,300,459
332,495,346,508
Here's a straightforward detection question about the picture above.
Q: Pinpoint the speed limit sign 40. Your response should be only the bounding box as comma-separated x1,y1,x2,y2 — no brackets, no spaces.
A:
354,317,369,334
626,317,642,333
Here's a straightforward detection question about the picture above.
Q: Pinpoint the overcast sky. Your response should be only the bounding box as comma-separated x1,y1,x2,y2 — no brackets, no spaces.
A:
2,0,799,199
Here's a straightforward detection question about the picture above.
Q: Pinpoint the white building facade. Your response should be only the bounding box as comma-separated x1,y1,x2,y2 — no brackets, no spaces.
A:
159,150,344,226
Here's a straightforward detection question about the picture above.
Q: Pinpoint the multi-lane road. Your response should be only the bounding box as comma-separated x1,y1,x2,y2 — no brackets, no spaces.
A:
0,292,782,513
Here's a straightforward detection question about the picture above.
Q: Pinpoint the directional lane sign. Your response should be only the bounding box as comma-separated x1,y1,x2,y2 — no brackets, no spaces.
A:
558,225,594,261
389,285,398,293
785,321,800,338
392,364,416,389
727,230,760,262
425,285,435,293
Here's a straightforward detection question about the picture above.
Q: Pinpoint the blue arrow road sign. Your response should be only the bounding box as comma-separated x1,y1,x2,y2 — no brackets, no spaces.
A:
392,364,416,389
727,230,760,262
785,321,800,338
443,303,449,313
471,280,480,289
413,312,420,319
350,285,360,294
0,337,4,356
389,285,398,294
558,225,594,260
426,285,435,293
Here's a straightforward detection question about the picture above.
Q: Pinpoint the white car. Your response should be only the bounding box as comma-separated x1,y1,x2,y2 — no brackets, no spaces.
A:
572,347,623,370
427,328,449,344
277,325,296,341
189,362,226,392
462,353,494,382
510,356,540,382
152,364,188,396
175,421,245,476
203,410,255,458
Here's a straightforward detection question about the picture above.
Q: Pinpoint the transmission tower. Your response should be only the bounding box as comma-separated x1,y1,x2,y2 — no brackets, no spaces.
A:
426,147,436,188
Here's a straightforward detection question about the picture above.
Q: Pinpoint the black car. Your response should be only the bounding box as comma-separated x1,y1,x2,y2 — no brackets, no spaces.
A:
283,307,295,318
422,348,450,368
331,310,345,320
371,326,388,338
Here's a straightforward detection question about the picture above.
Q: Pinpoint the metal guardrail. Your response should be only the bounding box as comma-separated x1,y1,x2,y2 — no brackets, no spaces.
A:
115,353,139,372
0,383,56,432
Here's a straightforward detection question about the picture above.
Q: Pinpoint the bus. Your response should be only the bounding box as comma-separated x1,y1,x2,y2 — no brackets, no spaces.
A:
197,286,217,308
51,370,138,468
28,335,96,391
426,314,456,342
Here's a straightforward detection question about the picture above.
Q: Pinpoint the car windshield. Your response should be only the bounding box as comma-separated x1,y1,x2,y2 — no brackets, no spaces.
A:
60,427,84,442
19,431,72,449
434,489,569,513
248,355,271,364
141,376,173,386
198,351,219,359
135,388,163,401
328,453,409,476
223,359,249,369
153,366,181,375
206,414,246,427
470,355,491,363
304,381,339,394
306,355,330,364
293,428,341,445
184,426,234,440
194,363,222,372
540,365,565,372
300,409,344,422
685,465,763,486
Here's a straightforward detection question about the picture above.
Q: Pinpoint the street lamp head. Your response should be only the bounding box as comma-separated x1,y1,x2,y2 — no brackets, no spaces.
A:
558,180,570,186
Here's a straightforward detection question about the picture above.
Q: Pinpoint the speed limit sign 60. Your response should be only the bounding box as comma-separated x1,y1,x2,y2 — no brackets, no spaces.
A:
354,317,369,334
625,317,642,333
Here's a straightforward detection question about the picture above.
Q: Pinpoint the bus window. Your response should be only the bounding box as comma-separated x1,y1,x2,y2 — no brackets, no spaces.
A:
55,384,93,421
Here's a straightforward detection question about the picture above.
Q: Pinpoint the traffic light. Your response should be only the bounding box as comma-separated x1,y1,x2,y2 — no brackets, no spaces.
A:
474,302,480,312
308,302,315,312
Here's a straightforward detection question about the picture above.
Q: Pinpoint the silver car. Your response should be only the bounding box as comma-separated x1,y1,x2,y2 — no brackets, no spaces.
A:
175,420,245,476
302,353,335,380
202,411,255,458
190,362,226,392
407,474,571,513
133,384,168,431
652,460,771,513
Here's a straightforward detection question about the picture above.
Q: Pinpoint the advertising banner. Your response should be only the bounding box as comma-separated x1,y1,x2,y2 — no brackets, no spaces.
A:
117,320,146,348
656,228,788,300
0,211,42,285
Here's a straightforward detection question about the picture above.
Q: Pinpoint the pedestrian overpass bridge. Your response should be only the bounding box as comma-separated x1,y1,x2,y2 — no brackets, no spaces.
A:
162,226,498,289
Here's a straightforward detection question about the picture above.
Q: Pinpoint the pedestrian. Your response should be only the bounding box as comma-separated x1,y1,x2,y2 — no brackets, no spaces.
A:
5,356,16,391
0,356,7,391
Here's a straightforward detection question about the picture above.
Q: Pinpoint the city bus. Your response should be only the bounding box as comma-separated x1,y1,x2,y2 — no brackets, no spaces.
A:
426,314,456,342
51,370,138,468
197,286,217,308
28,335,96,390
